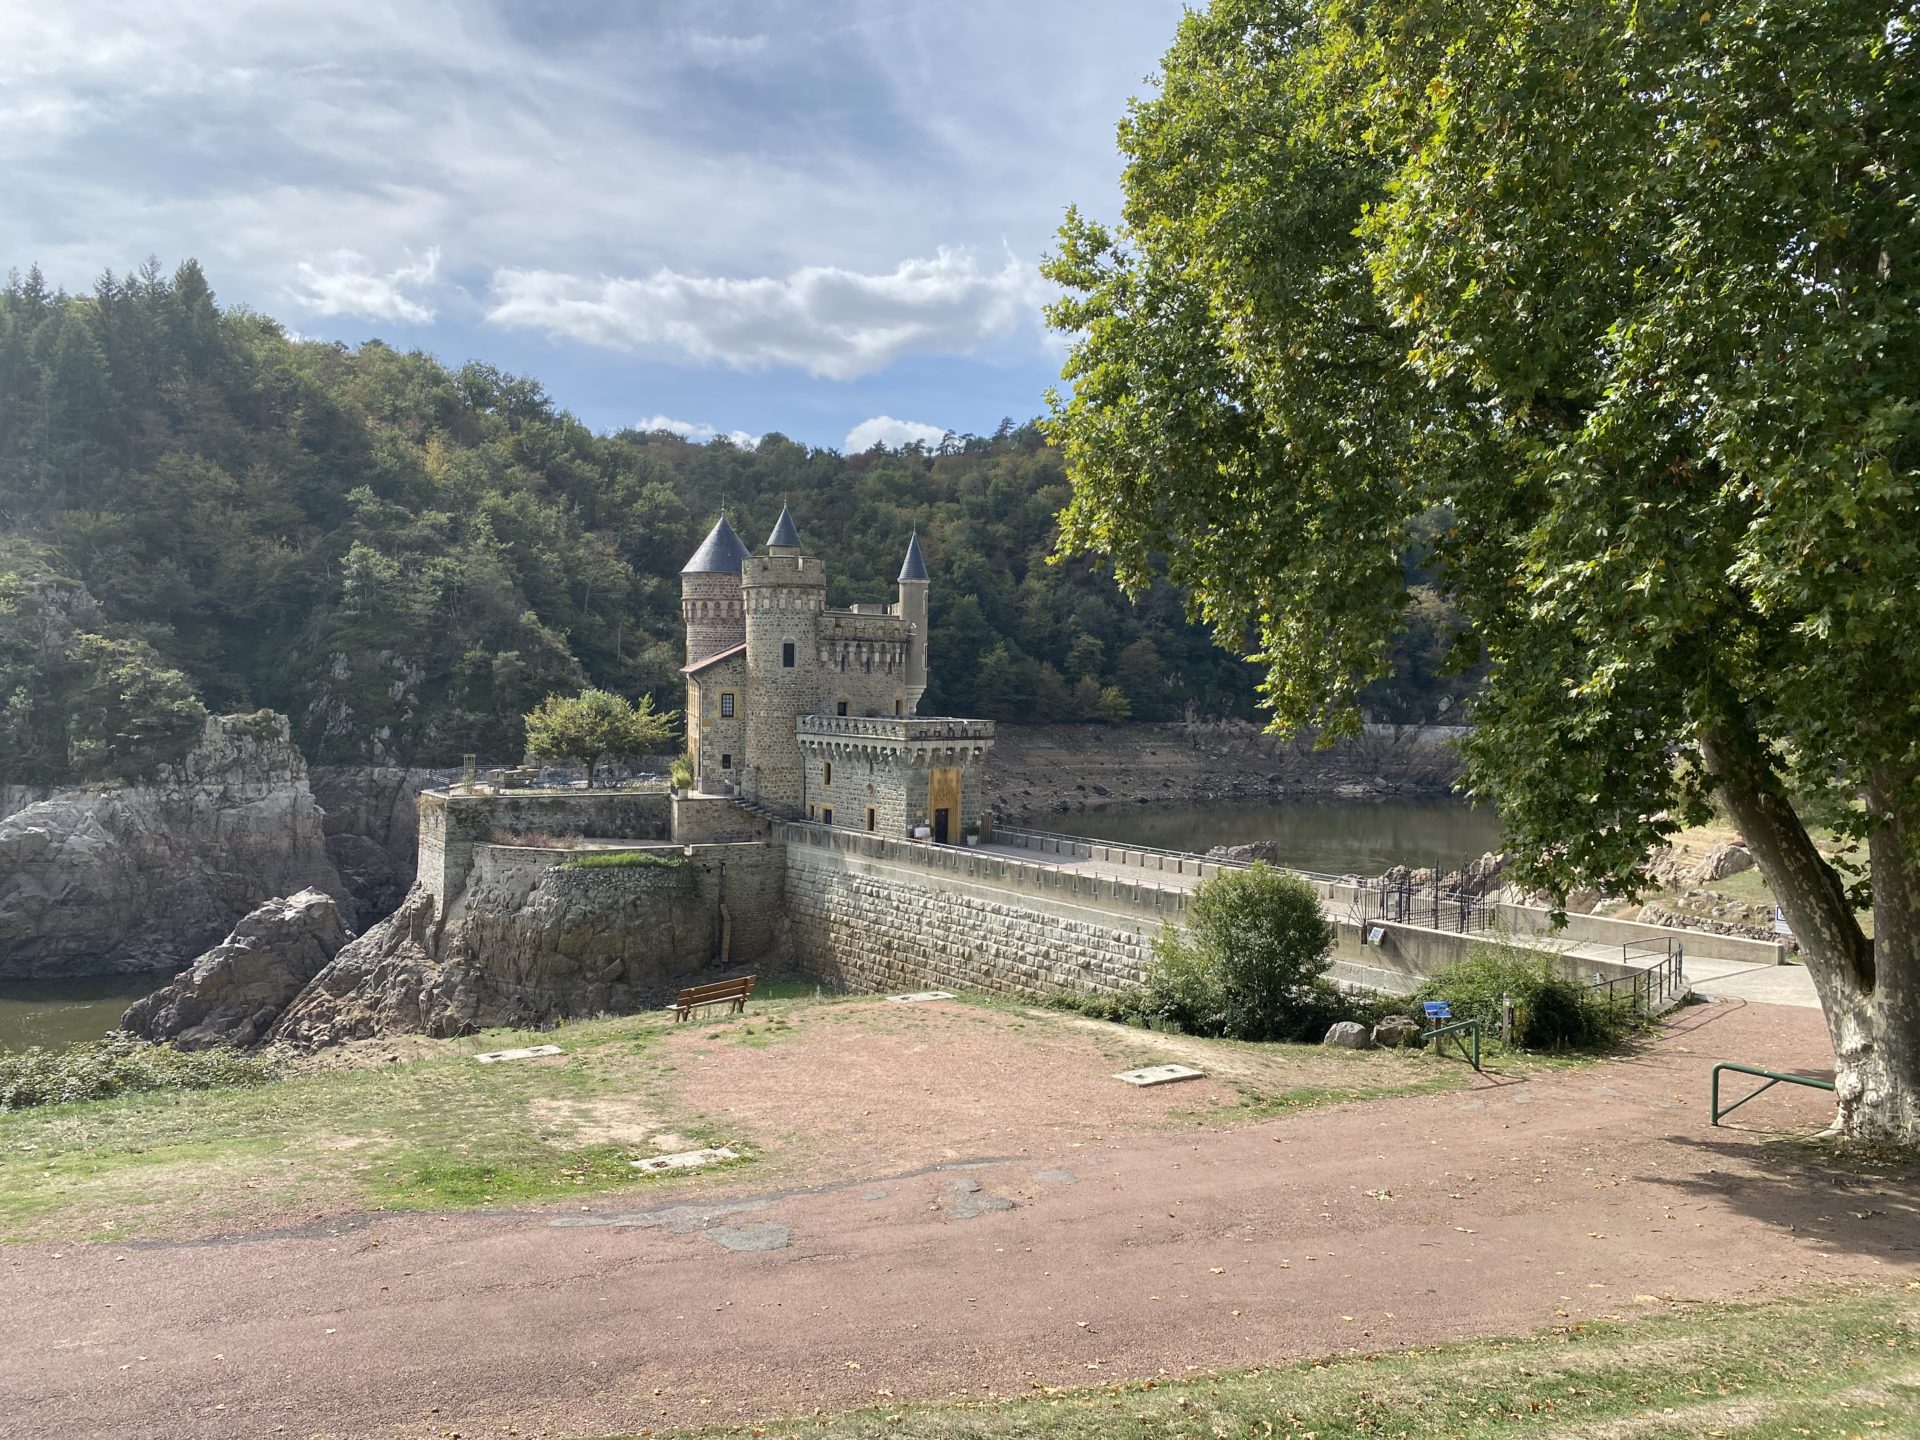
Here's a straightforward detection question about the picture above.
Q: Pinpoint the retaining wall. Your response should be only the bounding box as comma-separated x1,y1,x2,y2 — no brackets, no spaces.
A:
784,828,1158,999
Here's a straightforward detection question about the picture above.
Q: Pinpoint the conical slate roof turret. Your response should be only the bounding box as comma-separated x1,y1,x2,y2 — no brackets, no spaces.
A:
681,514,751,574
766,503,801,550
897,530,928,582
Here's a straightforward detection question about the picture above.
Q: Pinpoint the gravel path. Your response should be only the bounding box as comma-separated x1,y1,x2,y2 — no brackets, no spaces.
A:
5,999,1910,1440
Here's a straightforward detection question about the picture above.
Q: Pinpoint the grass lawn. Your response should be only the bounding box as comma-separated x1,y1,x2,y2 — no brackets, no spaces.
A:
0,982,1480,1243
608,1287,1920,1439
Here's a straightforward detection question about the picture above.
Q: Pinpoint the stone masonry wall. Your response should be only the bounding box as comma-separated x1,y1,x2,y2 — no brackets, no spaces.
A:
784,838,1158,1000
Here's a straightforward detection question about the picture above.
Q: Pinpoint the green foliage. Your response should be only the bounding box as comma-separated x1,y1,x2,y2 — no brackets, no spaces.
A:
521,688,676,783
1141,863,1337,1040
562,850,685,870
668,753,695,790
0,1033,273,1111
0,543,206,783
1042,0,1920,1117
1415,941,1636,1052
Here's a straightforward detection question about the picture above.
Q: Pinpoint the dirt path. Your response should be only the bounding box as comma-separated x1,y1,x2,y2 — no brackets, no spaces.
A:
5,1001,1913,1440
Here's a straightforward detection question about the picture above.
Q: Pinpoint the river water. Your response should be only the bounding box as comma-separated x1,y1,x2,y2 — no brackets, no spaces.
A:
0,971,178,1053
0,798,1500,1052
1036,796,1502,877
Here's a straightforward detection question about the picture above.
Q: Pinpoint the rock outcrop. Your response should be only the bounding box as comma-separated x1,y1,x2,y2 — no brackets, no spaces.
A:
0,714,349,979
1206,840,1281,863
121,889,351,1048
270,843,779,1048
307,765,445,927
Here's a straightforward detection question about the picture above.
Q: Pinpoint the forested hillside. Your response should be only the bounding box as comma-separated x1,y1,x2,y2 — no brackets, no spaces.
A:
0,260,1467,785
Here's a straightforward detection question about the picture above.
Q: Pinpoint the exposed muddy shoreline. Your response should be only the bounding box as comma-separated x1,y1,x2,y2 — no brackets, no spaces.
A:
981,720,1465,824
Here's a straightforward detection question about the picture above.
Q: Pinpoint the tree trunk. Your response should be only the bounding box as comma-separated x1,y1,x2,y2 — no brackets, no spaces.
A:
1840,780,1920,1142
1699,729,1919,1143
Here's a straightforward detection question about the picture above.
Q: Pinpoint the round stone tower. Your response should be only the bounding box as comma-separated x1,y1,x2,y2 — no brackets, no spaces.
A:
741,505,826,813
680,515,750,665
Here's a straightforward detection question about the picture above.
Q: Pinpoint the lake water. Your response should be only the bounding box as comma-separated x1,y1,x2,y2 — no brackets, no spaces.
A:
1034,797,1502,877
0,972,176,1053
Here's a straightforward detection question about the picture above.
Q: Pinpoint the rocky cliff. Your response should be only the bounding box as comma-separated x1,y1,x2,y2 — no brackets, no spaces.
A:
270,842,784,1048
0,715,349,979
307,765,446,927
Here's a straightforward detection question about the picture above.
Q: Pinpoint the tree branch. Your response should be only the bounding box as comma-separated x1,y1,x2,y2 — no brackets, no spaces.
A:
1698,720,1874,994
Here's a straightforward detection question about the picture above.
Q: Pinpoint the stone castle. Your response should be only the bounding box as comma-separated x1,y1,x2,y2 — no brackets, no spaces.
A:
678,506,993,843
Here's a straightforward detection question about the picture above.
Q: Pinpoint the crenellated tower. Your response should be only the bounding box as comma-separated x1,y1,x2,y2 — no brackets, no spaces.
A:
740,504,826,812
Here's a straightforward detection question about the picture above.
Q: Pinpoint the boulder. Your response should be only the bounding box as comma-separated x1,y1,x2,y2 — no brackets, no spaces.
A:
1323,1020,1374,1050
1698,843,1755,882
1206,840,1281,863
1371,1014,1424,1049
121,889,350,1049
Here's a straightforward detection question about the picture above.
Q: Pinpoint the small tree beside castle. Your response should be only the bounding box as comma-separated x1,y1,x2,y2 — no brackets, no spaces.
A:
522,690,677,786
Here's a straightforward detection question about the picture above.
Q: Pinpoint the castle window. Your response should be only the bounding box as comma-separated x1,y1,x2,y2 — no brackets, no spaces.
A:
864,655,872,672
837,700,848,717
894,698,903,716
824,761,833,786
866,807,876,832
720,692,734,718
721,753,732,770
782,641,795,668
822,807,834,826
839,651,846,671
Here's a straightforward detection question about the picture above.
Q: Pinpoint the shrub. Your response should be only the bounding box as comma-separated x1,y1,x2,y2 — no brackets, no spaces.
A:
0,1033,274,1111
1415,939,1637,1050
563,849,684,870
1140,863,1337,1041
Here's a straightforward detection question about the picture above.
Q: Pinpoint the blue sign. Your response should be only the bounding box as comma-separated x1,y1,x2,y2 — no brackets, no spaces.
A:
1423,1001,1451,1019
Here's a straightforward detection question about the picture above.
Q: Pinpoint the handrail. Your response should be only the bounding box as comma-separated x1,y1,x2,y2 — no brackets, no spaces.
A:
1426,1017,1482,1071
1711,1062,1834,1126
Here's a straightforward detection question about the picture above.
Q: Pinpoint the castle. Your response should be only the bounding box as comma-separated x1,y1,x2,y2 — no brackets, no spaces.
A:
679,506,994,843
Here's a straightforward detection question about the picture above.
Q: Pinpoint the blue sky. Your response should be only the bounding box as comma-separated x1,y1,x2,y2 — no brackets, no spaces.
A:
5,0,1188,450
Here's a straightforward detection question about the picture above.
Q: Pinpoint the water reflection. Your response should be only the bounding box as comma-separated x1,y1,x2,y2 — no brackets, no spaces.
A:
1038,798,1501,876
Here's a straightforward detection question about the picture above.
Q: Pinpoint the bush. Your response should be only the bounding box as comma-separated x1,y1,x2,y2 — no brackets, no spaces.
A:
563,849,684,870
1415,939,1637,1050
0,1033,274,1111
1140,863,1337,1041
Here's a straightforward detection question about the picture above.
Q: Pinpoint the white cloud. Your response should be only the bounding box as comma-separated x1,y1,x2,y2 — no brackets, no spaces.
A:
635,414,760,448
845,416,949,452
289,246,441,324
684,31,770,65
485,248,1044,380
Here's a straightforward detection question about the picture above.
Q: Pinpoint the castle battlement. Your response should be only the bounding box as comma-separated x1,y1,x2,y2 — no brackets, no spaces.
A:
678,506,991,842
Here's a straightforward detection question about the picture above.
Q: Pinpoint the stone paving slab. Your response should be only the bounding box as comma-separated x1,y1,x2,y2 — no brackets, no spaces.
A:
1113,1063,1205,1087
473,1044,563,1064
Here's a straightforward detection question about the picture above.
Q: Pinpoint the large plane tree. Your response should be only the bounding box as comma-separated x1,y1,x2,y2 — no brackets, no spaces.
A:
1044,0,1920,1139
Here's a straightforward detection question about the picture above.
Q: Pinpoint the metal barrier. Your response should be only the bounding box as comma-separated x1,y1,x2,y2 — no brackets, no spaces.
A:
1426,1018,1482,1071
1586,945,1686,1016
1710,1062,1834,1126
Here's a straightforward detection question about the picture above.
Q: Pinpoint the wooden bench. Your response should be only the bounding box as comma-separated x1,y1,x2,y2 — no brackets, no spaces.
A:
672,974,756,1023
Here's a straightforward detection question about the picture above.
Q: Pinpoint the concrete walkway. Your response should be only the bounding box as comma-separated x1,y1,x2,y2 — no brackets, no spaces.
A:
1683,953,1821,1008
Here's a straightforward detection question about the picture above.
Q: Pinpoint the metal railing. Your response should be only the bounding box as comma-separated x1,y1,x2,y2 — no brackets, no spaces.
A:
1586,943,1686,1016
784,820,1193,925
1711,1062,1834,1126
995,824,1503,936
